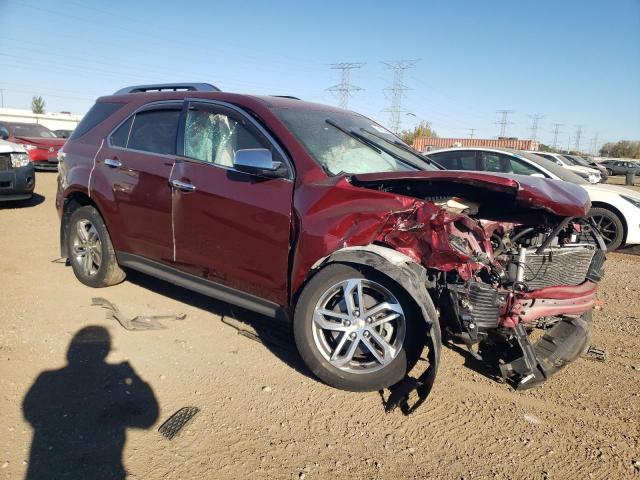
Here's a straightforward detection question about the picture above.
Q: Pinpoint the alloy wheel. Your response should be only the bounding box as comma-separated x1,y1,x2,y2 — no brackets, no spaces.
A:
591,214,618,247
72,219,102,277
312,278,406,374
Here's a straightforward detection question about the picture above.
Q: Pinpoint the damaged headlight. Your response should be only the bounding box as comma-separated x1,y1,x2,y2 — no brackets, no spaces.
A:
449,234,473,255
10,153,30,168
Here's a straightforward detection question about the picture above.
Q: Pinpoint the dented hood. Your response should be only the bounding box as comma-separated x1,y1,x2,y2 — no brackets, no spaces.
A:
13,136,65,149
351,170,590,217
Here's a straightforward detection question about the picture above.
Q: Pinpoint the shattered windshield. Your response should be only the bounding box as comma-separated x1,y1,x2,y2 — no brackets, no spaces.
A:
273,108,437,175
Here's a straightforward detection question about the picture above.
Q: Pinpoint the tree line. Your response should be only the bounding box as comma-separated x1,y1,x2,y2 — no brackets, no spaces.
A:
599,141,640,159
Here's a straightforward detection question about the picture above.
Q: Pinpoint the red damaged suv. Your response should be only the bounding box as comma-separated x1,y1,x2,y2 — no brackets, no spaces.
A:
56,83,605,394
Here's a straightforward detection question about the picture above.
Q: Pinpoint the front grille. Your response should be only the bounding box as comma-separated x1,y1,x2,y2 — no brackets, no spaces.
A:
520,245,596,289
0,154,11,171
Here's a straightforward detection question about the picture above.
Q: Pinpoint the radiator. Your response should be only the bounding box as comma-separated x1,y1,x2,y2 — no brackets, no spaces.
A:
516,245,597,290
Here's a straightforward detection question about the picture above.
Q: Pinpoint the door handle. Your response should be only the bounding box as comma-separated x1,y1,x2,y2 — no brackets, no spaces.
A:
104,158,122,168
170,179,196,192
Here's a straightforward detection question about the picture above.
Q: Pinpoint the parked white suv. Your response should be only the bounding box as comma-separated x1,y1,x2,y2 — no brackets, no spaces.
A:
426,147,640,250
526,151,602,184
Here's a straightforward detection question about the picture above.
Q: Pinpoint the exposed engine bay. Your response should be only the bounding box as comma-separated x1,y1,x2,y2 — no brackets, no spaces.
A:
348,174,606,390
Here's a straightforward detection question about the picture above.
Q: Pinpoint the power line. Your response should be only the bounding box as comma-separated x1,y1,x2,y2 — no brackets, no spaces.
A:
326,62,365,109
528,114,544,141
382,59,418,134
574,125,584,152
495,110,514,137
468,128,477,138
551,123,563,150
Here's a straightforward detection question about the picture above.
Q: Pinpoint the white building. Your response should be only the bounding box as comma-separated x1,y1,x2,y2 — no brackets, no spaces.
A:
0,107,83,132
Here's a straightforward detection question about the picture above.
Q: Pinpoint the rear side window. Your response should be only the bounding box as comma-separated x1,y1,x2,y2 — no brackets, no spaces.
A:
429,151,477,170
69,102,125,140
111,109,180,155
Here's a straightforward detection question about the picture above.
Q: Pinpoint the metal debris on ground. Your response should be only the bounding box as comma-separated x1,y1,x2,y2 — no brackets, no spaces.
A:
583,345,607,362
91,297,186,331
158,406,200,440
221,316,264,344
221,314,292,351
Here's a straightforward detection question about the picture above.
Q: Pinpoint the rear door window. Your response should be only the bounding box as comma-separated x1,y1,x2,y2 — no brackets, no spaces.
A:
127,109,180,155
429,151,477,170
509,157,541,175
481,152,509,172
110,108,181,155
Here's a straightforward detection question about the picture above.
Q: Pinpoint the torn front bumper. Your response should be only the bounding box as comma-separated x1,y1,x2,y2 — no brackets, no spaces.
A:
504,280,598,327
495,253,603,389
499,313,592,390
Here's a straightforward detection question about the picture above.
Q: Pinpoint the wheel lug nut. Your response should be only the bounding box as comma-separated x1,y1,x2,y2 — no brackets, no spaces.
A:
349,332,357,339
354,310,359,317
363,331,370,338
344,320,351,327
366,317,372,323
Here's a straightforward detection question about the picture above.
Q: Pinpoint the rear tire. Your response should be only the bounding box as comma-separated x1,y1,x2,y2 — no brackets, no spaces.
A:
587,207,624,251
293,263,427,392
66,205,126,287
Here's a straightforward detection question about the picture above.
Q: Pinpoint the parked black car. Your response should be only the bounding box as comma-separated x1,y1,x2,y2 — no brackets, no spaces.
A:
599,159,640,176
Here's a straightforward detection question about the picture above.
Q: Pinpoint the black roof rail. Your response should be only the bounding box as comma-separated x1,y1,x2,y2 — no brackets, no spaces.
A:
113,83,221,95
271,95,300,100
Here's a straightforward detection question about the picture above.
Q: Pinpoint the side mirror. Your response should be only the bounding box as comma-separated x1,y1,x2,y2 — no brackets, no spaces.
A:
0,126,9,140
233,148,286,178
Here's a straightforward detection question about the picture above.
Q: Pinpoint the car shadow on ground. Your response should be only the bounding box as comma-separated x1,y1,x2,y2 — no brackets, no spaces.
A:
0,193,45,209
125,270,442,415
22,325,158,480
617,244,640,256
124,270,315,382
443,337,506,384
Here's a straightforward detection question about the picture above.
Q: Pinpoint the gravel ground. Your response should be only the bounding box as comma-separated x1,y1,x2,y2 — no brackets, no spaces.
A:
1,173,639,479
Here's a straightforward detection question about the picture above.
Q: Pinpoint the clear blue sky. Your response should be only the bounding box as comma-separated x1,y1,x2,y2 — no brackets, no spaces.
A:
1,0,639,150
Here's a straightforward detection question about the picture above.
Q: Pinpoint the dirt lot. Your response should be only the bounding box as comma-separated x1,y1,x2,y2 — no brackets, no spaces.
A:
1,173,639,479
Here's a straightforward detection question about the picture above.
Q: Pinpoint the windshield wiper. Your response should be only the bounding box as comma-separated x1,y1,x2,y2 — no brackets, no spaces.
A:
360,128,444,170
325,120,382,153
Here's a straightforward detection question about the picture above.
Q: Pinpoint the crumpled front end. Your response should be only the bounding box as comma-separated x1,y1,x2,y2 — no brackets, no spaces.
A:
341,173,606,389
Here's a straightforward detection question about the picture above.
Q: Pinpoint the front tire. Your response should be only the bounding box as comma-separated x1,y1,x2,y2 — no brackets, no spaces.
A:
587,207,624,251
67,205,126,287
293,264,427,392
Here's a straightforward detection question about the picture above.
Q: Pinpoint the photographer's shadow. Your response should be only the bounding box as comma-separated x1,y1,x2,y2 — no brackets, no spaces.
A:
22,326,158,480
